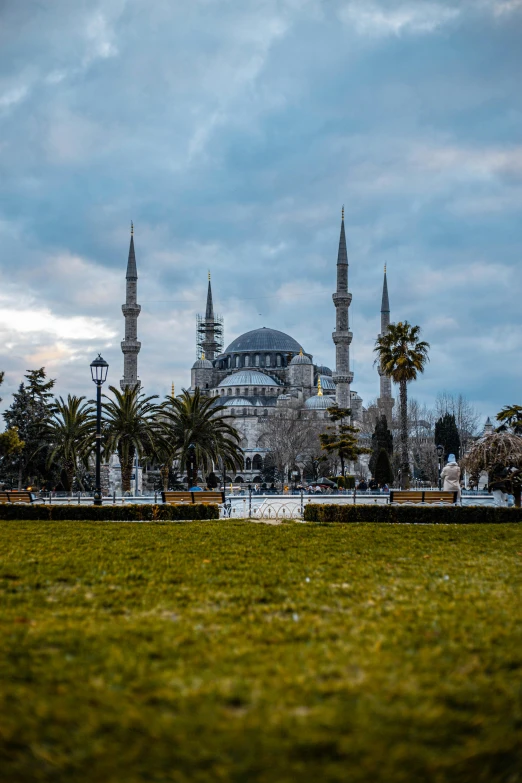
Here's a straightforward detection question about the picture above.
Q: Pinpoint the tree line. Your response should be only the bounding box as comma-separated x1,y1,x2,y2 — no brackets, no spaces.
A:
0,370,243,492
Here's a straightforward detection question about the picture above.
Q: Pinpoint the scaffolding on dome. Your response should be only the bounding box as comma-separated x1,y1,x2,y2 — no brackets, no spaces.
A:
196,313,224,358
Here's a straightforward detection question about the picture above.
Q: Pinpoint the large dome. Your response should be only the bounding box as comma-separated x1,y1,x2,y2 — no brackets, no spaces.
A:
218,370,281,387
225,327,302,354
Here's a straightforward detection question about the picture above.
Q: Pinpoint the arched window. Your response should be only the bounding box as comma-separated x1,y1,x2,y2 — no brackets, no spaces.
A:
243,408,247,416
227,389,232,396
220,388,224,395
235,388,240,395
253,388,258,396
253,454,263,471
255,354,260,367
245,457,252,470
244,388,249,396
228,357,231,368
276,354,281,367
235,356,240,368
264,409,268,416
244,355,250,367
265,354,271,367
261,388,265,396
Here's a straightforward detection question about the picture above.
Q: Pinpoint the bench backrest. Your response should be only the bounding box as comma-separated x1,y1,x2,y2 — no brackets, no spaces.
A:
161,491,225,505
7,491,34,504
390,490,457,505
194,491,225,504
422,491,458,505
162,492,192,504
0,492,10,504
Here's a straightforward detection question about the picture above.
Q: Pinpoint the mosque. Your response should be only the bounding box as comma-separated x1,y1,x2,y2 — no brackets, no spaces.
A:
119,211,393,484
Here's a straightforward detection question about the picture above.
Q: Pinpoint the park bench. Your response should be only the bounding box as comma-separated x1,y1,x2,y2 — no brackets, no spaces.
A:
389,491,458,505
0,491,41,504
161,491,225,506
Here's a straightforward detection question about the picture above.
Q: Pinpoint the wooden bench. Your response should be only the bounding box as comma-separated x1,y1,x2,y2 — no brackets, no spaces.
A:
0,491,41,504
389,491,458,505
161,491,225,506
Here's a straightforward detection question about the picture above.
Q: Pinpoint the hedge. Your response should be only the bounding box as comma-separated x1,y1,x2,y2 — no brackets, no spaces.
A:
303,503,522,524
0,503,219,522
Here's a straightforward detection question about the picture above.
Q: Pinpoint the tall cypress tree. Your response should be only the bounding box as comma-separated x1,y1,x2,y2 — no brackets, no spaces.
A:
3,368,56,488
434,413,461,461
374,448,394,486
369,415,393,476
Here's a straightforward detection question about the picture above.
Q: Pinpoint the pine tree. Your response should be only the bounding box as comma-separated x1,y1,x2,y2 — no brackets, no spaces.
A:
3,368,56,488
374,448,393,486
369,415,393,476
319,407,370,476
434,413,460,461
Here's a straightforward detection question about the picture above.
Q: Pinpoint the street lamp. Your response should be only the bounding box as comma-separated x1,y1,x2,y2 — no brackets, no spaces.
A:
436,444,444,490
187,443,197,489
90,354,109,506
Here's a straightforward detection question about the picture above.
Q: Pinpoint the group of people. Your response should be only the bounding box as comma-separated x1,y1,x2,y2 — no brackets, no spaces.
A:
441,453,520,506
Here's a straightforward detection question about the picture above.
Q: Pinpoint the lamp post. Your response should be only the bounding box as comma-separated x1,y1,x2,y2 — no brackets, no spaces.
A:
90,354,109,506
436,444,444,490
187,443,196,489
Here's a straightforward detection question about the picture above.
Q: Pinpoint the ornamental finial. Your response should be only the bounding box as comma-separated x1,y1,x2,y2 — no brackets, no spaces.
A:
341,205,344,221
299,348,303,356
171,382,175,397
384,263,386,274
201,351,205,360
317,377,323,396
131,221,134,236
208,270,211,281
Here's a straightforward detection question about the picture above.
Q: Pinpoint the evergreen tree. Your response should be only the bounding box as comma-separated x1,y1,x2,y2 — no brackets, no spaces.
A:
434,413,460,461
319,407,370,476
374,448,393,486
369,415,393,476
3,368,56,488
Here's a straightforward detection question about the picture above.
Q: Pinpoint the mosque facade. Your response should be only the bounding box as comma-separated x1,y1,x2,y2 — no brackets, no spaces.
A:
118,211,393,485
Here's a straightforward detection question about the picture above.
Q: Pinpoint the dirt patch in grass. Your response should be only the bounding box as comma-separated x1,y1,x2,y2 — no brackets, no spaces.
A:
0,521,521,783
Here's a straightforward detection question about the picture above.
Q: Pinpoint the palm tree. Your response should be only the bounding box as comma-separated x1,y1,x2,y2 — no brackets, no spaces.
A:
374,322,430,488
162,388,243,485
497,405,522,435
45,395,95,491
102,385,163,494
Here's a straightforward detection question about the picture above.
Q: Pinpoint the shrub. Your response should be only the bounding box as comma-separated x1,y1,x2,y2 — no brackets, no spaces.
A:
336,476,346,489
345,475,356,489
304,503,522,524
0,503,219,522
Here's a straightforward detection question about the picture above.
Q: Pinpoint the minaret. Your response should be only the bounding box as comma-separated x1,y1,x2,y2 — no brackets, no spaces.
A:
201,273,217,361
197,271,223,361
332,206,353,409
120,222,141,391
377,265,394,421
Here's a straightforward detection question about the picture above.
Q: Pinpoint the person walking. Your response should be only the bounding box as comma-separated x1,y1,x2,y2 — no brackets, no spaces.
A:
441,454,461,501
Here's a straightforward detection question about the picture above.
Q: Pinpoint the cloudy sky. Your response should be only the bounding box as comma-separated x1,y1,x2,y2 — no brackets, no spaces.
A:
1,0,521,421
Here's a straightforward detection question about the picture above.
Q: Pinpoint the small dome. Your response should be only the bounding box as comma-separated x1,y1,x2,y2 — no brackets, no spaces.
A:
305,394,333,410
290,352,312,366
319,374,335,391
316,365,332,376
218,370,281,387
192,357,212,370
223,397,253,407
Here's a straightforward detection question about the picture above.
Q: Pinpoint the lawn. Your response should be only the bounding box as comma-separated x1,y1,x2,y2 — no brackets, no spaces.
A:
0,520,521,783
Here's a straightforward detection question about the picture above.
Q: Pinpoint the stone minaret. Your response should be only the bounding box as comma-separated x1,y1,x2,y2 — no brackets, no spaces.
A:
332,207,353,409
377,265,394,422
120,223,141,391
201,273,218,361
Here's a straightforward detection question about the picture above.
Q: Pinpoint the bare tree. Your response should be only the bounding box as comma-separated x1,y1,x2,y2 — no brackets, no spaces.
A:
258,403,325,486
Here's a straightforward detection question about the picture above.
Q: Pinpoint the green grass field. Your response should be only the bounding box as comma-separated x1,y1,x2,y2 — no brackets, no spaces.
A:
1,521,521,783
